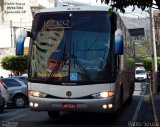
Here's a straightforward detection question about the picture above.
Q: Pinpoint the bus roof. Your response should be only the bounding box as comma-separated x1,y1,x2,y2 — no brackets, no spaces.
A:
39,6,111,13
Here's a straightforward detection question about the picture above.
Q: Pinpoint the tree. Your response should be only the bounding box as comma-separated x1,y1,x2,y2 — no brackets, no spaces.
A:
1,55,28,76
143,57,160,71
101,0,160,13
135,44,149,61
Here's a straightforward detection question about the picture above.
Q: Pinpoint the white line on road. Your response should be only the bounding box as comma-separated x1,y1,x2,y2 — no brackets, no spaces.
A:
150,83,159,127
7,114,28,121
131,92,145,122
0,108,28,117
131,83,147,122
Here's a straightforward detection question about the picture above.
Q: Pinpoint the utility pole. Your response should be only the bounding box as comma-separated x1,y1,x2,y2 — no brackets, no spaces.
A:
149,8,158,95
10,20,13,47
54,0,57,7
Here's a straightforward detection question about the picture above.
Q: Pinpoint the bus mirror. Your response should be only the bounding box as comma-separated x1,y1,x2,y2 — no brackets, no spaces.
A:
16,30,29,55
115,29,123,55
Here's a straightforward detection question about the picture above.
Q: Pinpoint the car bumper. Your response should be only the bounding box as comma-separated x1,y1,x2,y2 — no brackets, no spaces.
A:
29,96,116,113
135,78,147,82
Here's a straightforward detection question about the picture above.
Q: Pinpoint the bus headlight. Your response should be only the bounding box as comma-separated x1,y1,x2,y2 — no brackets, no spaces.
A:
92,91,114,98
29,90,47,98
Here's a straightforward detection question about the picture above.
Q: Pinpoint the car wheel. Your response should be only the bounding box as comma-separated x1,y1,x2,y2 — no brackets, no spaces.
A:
0,98,5,113
48,111,59,118
13,95,27,108
0,106,4,113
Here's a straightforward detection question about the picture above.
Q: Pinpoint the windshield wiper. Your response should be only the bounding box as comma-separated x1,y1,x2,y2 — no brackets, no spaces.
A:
48,41,67,79
71,42,90,81
71,54,90,80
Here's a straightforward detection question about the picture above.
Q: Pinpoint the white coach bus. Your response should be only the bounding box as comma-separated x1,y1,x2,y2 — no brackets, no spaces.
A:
16,6,135,117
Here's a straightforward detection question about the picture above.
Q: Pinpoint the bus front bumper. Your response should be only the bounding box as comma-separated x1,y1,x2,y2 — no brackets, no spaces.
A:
29,96,116,113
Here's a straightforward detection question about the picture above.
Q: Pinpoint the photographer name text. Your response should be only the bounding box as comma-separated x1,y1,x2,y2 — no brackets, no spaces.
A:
4,2,26,14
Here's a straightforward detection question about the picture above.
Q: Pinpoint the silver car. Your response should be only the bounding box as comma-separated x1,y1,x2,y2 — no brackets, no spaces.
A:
135,69,147,82
13,76,28,85
1,78,28,108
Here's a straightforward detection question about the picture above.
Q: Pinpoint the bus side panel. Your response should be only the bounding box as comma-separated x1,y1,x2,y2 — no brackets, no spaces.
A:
116,14,135,103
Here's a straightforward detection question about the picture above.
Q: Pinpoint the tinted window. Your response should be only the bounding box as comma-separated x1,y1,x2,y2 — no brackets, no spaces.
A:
2,79,22,87
29,11,115,83
18,77,28,84
136,70,146,74
70,12,111,81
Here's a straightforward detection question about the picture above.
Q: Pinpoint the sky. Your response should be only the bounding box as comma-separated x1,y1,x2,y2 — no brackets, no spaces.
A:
62,0,99,5
38,0,149,18
73,0,149,18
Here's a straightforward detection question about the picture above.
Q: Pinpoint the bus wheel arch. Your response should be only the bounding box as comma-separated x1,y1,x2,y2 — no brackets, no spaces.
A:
126,81,134,105
114,84,123,116
119,85,123,108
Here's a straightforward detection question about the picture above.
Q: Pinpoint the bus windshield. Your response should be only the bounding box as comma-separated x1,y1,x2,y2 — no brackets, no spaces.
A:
29,11,114,84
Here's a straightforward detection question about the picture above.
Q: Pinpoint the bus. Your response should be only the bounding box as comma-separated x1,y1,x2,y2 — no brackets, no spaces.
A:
16,6,135,117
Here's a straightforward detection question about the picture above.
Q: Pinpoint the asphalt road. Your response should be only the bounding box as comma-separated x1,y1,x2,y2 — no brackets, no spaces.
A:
0,82,154,127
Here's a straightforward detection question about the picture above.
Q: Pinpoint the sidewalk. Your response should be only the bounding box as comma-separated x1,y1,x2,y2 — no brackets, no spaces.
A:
150,83,160,127
153,94,160,120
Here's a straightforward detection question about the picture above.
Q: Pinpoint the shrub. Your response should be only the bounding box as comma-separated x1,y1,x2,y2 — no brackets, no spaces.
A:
143,57,160,71
1,55,28,76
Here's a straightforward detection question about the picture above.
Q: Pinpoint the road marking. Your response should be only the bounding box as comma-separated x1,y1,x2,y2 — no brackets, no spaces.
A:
132,92,144,121
134,83,142,91
0,108,28,117
132,83,147,122
150,83,159,126
7,114,28,121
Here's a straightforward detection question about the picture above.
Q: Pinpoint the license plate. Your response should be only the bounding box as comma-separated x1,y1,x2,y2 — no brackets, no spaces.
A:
61,103,76,109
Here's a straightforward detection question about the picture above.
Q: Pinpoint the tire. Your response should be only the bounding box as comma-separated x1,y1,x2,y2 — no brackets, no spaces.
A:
0,106,4,113
48,111,59,118
126,82,134,105
114,86,123,117
119,86,123,108
112,86,123,118
126,95,133,105
13,95,27,108
0,98,5,113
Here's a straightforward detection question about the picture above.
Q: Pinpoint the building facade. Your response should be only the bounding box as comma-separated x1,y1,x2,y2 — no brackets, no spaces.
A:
0,0,55,58
154,10,160,56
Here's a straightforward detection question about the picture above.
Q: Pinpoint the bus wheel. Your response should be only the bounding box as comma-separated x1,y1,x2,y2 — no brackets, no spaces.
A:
114,86,123,116
48,111,59,118
119,86,123,108
126,83,134,105
126,91,133,105
0,98,5,113
126,95,133,105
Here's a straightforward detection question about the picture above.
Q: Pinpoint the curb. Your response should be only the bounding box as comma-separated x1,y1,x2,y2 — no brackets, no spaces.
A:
150,83,160,127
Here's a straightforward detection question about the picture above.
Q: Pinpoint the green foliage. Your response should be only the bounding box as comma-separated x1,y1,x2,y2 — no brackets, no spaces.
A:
158,57,160,71
135,44,150,63
143,57,152,71
127,58,135,70
1,55,28,76
143,57,160,71
135,44,150,56
101,0,160,12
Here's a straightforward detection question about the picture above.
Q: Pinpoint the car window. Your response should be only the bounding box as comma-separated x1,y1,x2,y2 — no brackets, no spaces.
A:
18,78,28,85
17,77,28,84
136,70,146,74
2,79,22,87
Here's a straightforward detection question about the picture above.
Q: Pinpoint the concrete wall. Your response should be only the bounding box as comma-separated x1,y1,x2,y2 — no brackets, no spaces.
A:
0,25,11,48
